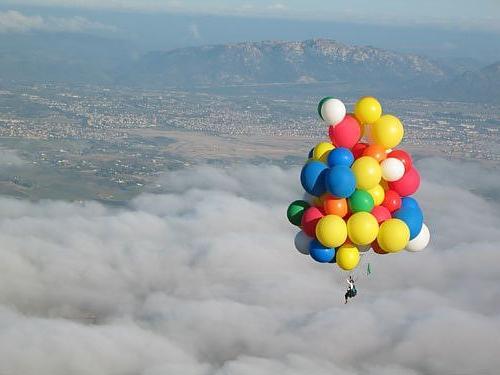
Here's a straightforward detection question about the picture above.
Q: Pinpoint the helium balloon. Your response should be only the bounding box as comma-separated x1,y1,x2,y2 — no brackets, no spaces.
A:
329,115,361,148
325,165,356,198
317,96,333,119
301,206,324,237
388,149,412,172
371,115,404,149
381,158,405,182
352,142,369,159
309,239,336,263
389,167,420,197
347,212,379,245
327,147,354,167
406,223,430,252
315,215,347,248
393,207,423,240
362,144,387,162
382,189,401,212
300,161,328,196
336,243,360,270
312,141,335,163
377,218,410,253
308,147,314,159
294,231,313,255
287,200,310,226
323,195,348,217
354,96,382,124
401,197,420,210
351,156,382,190
367,184,385,206
348,189,374,213
371,205,391,223
320,98,346,126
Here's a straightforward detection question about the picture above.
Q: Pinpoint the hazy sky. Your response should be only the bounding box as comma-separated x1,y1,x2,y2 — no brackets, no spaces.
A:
3,0,500,31
0,157,499,374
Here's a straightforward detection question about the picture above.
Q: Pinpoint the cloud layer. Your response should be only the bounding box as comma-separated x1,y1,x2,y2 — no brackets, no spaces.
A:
0,158,499,374
0,10,116,33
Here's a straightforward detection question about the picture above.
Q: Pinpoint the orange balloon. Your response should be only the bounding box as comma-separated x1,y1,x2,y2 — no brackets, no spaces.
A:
363,144,387,162
323,195,348,217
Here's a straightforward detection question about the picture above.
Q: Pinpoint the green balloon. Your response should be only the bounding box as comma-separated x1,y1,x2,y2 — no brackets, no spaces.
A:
348,190,374,213
287,200,310,226
317,96,333,120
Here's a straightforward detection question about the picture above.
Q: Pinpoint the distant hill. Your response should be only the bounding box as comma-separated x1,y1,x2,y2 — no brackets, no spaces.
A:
436,61,500,103
121,39,448,89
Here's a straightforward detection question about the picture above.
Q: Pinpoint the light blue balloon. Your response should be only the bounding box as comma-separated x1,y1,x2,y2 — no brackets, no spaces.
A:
300,161,327,196
325,166,356,198
394,207,423,240
401,197,420,210
327,147,354,167
309,239,336,263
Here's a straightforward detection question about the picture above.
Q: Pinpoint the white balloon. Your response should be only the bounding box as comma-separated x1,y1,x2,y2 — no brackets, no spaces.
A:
294,231,313,255
381,158,405,182
320,98,346,126
406,223,430,252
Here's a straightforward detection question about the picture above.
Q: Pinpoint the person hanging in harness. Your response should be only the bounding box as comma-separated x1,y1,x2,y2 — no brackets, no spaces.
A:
344,275,357,304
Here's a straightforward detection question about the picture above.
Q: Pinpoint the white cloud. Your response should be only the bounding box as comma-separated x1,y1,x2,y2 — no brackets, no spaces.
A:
0,159,499,374
0,10,116,33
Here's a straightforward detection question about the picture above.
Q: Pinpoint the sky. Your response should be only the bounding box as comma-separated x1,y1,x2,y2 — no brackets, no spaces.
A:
0,0,499,65
0,156,499,374
2,0,500,31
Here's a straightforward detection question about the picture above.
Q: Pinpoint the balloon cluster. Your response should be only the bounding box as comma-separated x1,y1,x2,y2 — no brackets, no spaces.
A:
287,97,430,271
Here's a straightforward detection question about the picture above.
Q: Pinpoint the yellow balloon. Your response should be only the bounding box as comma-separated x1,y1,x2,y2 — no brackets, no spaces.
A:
354,96,382,125
367,184,385,206
347,212,379,245
312,142,335,163
371,115,404,149
377,218,410,253
336,243,360,271
315,215,347,248
351,156,382,190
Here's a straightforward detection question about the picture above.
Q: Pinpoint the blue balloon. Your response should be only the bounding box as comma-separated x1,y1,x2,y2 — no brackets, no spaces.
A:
309,239,336,263
401,197,421,210
308,147,314,159
327,147,354,167
325,166,356,198
394,207,423,240
300,161,327,196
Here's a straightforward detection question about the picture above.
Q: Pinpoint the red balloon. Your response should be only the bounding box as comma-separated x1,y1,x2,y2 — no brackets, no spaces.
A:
389,167,420,197
351,142,369,159
300,206,324,237
382,190,401,213
371,205,391,223
329,115,361,149
372,240,388,254
388,149,413,172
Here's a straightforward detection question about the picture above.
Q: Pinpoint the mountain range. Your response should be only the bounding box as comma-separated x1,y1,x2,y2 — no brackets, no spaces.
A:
0,35,498,102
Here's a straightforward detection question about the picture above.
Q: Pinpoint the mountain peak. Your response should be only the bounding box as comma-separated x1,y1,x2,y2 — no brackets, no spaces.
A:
127,39,447,88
